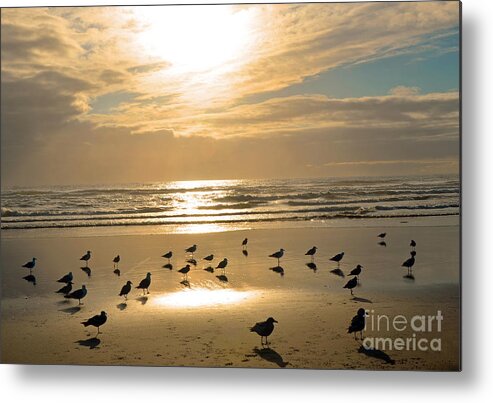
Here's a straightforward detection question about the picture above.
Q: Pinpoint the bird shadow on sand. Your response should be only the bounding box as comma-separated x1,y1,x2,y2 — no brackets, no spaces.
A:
80,267,92,277
137,296,148,305
253,347,289,368
60,306,81,315
358,345,395,365
242,250,249,257
269,266,284,276
305,262,317,272
352,296,373,303
162,264,173,270
330,268,345,277
204,266,214,273
216,275,228,283
55,299,71,306
76,337,101,350
403,273,416,281
22,275,37,286
117,302,128,311
180,280,191,287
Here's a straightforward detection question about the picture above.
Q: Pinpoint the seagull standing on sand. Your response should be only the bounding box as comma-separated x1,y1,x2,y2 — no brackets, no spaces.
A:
330,252,344,267
113,255,120,269
22,257,37,273
216,258,228,274
178,264,191,280
119,281,132,300
402,251,416,275
65,284,88,304
305,246,317,262
343,277,358,296
250,317,278,345
269,249,285,266
203,254,214,262
378,233,386,239
162,251,173,263
80,251,91,267
136,272,152,295
81,311,107,336
349,265,363,282
185,244,197,258
347,308,366,340
242,238,248,250
56,282,73,295
57,272,73,284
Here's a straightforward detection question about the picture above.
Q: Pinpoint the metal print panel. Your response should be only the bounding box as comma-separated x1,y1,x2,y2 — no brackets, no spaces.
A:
0,1,461,370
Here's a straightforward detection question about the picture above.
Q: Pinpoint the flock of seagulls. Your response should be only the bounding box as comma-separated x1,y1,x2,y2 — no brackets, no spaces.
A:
20,231,418,344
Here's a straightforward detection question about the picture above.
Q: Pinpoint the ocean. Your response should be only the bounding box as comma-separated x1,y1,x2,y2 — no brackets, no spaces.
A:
0,176,459,232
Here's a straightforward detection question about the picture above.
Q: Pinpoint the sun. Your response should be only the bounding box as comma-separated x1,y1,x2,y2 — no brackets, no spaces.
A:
132,5,257,75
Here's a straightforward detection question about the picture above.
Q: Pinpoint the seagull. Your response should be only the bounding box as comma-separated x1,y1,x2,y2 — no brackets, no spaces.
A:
64,284,87,304
22,257,37,272
349,265,363,281
162,251,173,263
114,268,121,276
56,281,73,295
178,264,191,280
305,246,317,262
410,239,417,250
136,272,151,295
81,311,107,336
57,272,73,284
402,252,416,275
330,252,344,267
80,251,91,267
113,255,120,269
242,238,248,250
216,258,228,273
343,277,358,295
119,281,132,300
378,233,386,239
269,249,285,266
185,244,197,258
203,254,214,262
250,317,278,345
347,308,366,340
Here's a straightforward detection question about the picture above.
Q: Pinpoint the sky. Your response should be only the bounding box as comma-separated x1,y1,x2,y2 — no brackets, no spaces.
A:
0,1,460,187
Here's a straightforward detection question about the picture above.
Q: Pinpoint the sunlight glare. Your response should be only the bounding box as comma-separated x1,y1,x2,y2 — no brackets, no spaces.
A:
156,288,256,308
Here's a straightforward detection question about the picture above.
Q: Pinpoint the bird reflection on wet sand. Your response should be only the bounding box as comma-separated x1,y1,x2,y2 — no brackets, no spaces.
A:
253,347,289,368
117,302,127,311
216,275,228,283
22,274,36,286
305,262,317,272
330,268,345,277
269,266,284,276
163,263,173,270
137,296,148,305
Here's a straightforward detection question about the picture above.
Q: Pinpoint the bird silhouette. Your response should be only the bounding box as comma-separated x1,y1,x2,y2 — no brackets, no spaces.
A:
242,238,248,250
65,285,87,304
203,254,214,262
330,252,344,267
378,233,386,239
82,311,107,336
305,246,317,262
178,264,191,280
136,273,151,295
402,252,416,275
348,308,366,340
269,249,285,266
119,281,132,299
410,239,417,250
57,272,73,284
162,251,173,263
349,265,363,282
216,258,228,274
80,251,91,267
185,244,197,258
250,317,278,345
343,277,358,295
113,255,120,269
22,257,37,272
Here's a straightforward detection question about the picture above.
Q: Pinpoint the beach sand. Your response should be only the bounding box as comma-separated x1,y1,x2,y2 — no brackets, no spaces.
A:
0,217,460,370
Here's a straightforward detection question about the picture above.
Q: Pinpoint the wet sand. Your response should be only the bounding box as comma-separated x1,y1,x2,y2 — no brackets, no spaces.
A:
0,217,460,370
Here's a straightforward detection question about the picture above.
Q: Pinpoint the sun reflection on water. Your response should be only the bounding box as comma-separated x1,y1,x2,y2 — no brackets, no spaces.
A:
155,288,256,308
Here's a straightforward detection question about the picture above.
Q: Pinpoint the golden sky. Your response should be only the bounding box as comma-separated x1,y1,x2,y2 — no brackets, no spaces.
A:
1,2,460,186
